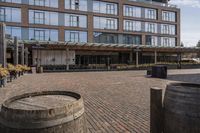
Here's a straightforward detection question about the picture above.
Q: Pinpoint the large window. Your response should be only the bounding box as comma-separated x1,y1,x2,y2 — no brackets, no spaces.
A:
29,0,58,8
0,0,21,3
29,28,58,41
0,7,21,23
93,32,118,44
65,0,87,11
161,24,176,35
29,10,58,25
146,36,158,46
145,8,157,19
123,35,141,45
93,1,118,15
124,20,141,32
6,26,21,39
161,37,176,47
145,22,157,33
162,11,176,22
94,16,118,30
65,14,87,28
65,30,87,43
123,5,141,18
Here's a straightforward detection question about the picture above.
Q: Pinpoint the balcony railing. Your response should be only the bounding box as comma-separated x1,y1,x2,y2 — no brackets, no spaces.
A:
128,0,177,8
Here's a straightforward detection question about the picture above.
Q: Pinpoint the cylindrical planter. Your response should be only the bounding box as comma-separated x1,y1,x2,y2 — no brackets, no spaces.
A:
163,83,200,133
0,91,87,133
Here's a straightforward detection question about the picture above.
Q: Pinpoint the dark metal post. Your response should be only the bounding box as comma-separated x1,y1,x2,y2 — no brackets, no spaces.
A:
0,23,7,67
150,87,163,133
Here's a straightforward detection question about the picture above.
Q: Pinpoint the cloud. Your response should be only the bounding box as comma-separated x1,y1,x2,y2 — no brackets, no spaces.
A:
170,0,200,8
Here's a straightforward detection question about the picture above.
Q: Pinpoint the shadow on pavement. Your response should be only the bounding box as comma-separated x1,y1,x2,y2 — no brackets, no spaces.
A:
167,74,200,84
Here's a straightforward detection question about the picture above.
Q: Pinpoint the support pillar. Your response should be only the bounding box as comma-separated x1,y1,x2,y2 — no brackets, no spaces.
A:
66,48,69,71
21,44,25,65
129,52,133,64
136,51,139,68
154,51,157,64
177,53,182,69
14,37,19,65
0,23,6,68
25,47,29,66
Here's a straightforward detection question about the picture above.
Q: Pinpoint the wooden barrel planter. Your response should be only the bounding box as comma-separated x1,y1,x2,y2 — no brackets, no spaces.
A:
163,83,200,133
0,91,87,133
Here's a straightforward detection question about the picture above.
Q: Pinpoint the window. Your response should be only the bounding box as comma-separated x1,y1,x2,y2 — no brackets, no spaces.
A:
162,11,176,22
6,26,21,39
123,35,141,45
35,30,45,41
65,0,87,11
106,19,115,29
0,7,21,23
0,0,21,3
146,36,158,46
94,16,118,30
29,0,58,8
29,10,58,25
0,8,5,21
161,37,176,47
124,20,141,31
93,32,118,44
161,24,176,35
145,23,157,33
93,1,117,15
65,14,87,28
145,8,157,19
70,15,79,27
123,5,141,18
29,28,58,41
65,30,87,43
34,11,45,24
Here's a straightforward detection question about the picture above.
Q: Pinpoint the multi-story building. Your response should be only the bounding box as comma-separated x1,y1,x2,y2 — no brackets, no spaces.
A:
0,0,181,70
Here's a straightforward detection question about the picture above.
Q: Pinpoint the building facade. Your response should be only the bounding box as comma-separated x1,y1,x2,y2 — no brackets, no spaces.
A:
0,0,181,69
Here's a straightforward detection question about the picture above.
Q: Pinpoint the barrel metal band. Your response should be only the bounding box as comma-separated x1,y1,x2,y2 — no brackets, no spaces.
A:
0,108,84,129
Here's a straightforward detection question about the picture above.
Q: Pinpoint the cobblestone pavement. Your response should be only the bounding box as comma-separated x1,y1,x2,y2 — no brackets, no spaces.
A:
1,69,200,133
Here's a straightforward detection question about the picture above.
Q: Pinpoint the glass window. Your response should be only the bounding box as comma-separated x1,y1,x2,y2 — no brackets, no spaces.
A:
124,20,141,32
123,35,141,45
0,7,21,23
145,22,157,33
29,0,58,8
65,14,87,28
29,10,58,25
93,1,117,15
162,11,176,22
65,30,87,43
65,0,87,11
93,32,118,44
29,28,58,41
161,24,176,35
0,0,21,3
6,26,21,39
161,37,176,47
123,5,141,18
146,36,158,46
94,16,118,30
145,8,157,19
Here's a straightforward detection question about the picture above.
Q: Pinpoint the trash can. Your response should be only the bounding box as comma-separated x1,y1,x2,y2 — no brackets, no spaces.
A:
152,65,167,79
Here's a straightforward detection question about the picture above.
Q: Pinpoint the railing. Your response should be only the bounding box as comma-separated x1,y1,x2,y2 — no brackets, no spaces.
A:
128,0,177,8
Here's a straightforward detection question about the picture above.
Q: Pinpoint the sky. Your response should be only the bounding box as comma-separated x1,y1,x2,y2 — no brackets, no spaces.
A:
169,0,200,47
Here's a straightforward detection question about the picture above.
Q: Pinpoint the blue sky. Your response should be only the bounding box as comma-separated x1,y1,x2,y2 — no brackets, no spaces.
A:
169,0,200,47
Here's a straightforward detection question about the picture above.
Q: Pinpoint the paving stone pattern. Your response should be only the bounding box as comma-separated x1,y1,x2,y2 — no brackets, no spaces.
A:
1,69,200,133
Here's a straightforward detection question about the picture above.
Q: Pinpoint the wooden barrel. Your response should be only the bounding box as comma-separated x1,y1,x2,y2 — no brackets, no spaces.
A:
163,83,200,133
0,91,87,133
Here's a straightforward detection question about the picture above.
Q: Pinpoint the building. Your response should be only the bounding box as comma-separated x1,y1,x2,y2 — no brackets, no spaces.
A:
0,0,182,70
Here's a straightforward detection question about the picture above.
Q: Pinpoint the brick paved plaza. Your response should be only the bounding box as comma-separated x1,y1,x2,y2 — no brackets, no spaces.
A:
1,69,200,133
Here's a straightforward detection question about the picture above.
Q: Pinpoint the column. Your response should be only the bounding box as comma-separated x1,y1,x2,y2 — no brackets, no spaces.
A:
0,23,6,68
14,37,19,65
66,48,69,71
154,51,157,64
87,13,94,43
21,44,25,65
25,47,29,66
129,51,133,64
136,51,139,68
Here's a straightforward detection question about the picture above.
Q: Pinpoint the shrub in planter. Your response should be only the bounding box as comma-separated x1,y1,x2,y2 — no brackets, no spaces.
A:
0,65,9,87
7,64,17,80
15,65,23,77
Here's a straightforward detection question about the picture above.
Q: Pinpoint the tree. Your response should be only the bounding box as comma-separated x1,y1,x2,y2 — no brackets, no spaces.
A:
196,40,200,47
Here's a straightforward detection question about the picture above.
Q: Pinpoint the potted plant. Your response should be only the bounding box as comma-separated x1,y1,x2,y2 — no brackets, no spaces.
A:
0,65,9,87
15,65,23,77
7,64,17,81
